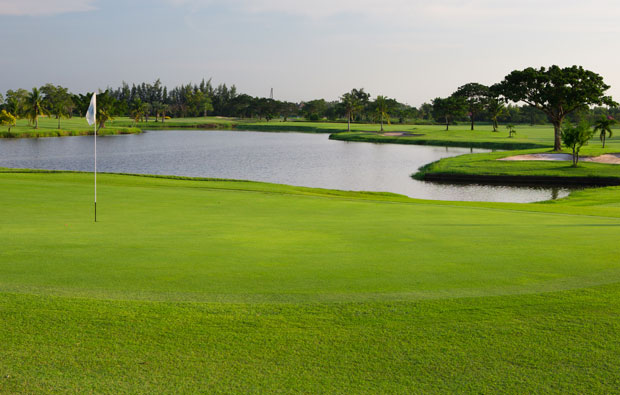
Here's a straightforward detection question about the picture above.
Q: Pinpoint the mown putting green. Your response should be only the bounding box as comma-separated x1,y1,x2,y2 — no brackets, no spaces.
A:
1,170,620,392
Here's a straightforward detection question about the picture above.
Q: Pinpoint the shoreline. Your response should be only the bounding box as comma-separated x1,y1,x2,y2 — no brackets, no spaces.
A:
5,123,620,189
418,172,620,186
0,127,141,139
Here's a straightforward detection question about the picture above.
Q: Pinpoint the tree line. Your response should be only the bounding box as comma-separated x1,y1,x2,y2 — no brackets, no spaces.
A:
0,65,617,150
0,80,420,130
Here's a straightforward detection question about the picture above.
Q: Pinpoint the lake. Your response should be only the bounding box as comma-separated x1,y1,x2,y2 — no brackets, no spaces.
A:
0,129,573,202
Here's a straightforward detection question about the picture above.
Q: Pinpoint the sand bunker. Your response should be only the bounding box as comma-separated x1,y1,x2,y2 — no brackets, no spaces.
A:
380,132,424,137
500,153,620,164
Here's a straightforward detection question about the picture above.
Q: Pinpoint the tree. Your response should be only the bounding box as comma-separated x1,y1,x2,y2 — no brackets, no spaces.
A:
506,124,516,138
151,101,162,122
73,93,93,117
301,99,327,121
143,102,152,122
41,84,74,129
130,98,146,124
340,92,361,131
374,95,392,132
96,90,116,129
350,88,371,121
160,103,169,123
0,110,16,132
418,103,433,120
493,65,617,151
487,97,505,132
561,120,594,166
453,83,489,130
201,95,213,118
593,115,616,148
431,96,466,131
5,89,28,119
23,87,47,129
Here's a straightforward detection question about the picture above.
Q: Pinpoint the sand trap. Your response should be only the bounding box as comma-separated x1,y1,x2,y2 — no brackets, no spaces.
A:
500,153,620,164
381,132,424,137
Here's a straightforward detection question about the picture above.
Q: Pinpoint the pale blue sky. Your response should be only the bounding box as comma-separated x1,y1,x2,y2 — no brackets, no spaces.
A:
1,0,620,106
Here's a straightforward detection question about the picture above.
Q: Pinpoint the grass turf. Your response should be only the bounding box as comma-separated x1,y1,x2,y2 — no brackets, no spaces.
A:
415,147,620,185
2,171,620,392
0,117,140,138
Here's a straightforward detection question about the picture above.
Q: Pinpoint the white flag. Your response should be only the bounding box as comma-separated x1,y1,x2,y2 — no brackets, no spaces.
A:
85,93,96,126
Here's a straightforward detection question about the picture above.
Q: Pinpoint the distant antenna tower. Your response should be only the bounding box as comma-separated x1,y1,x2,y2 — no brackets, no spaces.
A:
270,88,273,100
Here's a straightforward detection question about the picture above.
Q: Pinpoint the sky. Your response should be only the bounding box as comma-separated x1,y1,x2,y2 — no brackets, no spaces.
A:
1,0,620,106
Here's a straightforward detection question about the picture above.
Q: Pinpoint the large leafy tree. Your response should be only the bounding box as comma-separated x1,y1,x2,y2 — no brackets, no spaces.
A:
493,65,617,151
418,103,433,120
301,99,327,120
6,89,28,120
593,115,616,148
23,87,47,129
41,84,74,129
431,96,466,131
452,82,489,130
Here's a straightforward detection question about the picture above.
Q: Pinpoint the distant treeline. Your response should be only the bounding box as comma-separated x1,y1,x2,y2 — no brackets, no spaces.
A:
1,77,619,130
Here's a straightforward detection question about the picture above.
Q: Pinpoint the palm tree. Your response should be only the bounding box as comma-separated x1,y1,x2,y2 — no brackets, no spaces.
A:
130,99,145,124
486,98,505,132
340,93,360,132
95,90,116,129
160,104,169,123
375,95,391,132
23,88,46,129
593,115,616,148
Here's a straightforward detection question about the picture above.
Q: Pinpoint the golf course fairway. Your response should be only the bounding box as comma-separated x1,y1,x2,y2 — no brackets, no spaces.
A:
2,170,620,393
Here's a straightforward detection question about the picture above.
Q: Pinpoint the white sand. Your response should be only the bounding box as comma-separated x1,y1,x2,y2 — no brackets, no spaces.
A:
499,153,620,164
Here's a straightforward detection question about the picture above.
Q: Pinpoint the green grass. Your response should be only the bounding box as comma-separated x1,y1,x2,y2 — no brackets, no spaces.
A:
416,146,620,185
1,117,140,138
2,170,620,392
331,124,620,151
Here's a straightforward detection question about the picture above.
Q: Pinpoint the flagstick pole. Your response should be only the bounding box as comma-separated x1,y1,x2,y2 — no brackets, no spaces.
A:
94,122,97,223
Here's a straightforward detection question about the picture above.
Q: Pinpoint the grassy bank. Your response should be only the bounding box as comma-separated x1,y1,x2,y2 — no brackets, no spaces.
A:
1,117,140,138
2,170,620,392
415,147,620,185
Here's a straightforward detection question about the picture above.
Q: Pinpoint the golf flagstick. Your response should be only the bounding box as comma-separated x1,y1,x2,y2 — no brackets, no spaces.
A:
86,93,97,222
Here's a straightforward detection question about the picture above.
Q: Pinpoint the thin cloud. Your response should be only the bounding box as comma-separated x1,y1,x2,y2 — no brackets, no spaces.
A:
165,0,620,20
0,0,97,16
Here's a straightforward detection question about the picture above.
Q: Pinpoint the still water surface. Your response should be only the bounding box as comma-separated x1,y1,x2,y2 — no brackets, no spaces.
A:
0,130,573,202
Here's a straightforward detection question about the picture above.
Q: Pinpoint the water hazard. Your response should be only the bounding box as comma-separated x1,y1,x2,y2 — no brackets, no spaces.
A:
0,129,574,202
